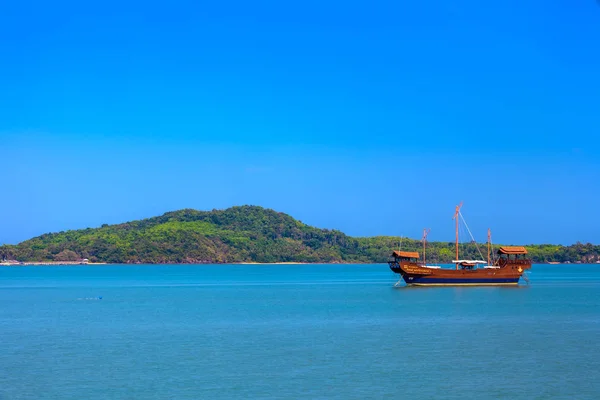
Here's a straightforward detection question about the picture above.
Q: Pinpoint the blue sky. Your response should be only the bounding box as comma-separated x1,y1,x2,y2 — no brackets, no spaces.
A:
1,0,599,245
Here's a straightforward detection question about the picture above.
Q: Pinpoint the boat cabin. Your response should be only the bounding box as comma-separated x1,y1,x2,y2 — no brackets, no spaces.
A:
392,251,419,262
391,250,420,262
453,259,487,270
496,246,531,266
497,246,528,258
389,251,420,273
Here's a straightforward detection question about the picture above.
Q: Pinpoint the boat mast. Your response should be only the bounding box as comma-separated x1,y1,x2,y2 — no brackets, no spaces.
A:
453,202,463,270
487,228,491,266
422,228,430,266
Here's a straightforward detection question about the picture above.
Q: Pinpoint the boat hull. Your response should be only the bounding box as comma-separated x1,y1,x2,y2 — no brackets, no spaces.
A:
389,260,529,287
403,276,520,286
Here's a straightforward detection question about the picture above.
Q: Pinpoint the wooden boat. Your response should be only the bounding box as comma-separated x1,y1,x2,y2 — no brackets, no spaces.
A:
388,203,532,286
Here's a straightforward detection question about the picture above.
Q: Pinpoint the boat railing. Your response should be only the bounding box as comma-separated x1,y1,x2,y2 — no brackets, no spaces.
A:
497,258,531,267
505,258,531,264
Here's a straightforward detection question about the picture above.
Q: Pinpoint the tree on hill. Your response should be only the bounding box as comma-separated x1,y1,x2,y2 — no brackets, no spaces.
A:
54,249,81,261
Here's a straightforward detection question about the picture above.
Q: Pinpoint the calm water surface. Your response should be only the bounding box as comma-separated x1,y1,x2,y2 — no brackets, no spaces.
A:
1,264,599,399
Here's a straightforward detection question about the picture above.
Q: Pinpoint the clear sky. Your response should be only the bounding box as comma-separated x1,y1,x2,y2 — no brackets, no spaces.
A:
1,0,599,245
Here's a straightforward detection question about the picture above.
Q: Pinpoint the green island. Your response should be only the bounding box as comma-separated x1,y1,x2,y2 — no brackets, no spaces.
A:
1,206,598,264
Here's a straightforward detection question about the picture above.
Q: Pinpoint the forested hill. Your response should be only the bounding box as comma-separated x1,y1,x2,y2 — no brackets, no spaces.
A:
1,206,599,264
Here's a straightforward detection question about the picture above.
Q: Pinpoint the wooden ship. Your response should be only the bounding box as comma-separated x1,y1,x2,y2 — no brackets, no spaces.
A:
388,203,532,286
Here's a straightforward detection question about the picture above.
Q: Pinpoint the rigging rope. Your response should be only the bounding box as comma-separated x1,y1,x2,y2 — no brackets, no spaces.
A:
459,211,486,261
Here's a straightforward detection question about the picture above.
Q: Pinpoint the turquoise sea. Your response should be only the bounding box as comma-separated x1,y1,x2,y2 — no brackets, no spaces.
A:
1,264,599,399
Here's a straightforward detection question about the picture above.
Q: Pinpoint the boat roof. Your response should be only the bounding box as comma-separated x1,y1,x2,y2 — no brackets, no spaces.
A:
452,260,487,264
498,246,527,255
392,250,420,259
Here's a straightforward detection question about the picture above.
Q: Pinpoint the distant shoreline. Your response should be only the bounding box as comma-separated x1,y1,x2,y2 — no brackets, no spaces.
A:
1,261,357,266
2,261,599,267
1,262,109,266
238,262,314,265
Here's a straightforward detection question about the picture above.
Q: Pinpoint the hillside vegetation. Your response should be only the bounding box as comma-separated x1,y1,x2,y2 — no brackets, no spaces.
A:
1,206,598,264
